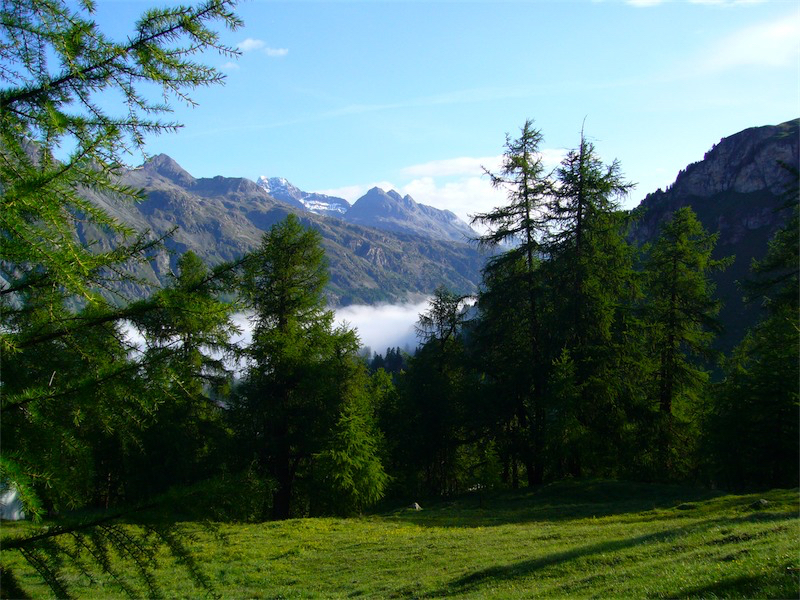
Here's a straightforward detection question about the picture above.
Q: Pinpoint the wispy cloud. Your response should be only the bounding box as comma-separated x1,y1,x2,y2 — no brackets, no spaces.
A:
626,0,665,7
220,61,240,71
237,38,289,58
699,13,799,72
265,47,289,58
237,38,265,52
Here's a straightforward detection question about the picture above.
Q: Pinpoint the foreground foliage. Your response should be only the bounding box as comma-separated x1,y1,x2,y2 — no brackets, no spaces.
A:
3,481,798,598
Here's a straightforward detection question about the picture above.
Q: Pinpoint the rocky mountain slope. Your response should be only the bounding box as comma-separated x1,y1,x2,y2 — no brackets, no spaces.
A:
630,118,799,350
256,176,476,243
81,155,486,305
257,176,350,218
343,187,475,243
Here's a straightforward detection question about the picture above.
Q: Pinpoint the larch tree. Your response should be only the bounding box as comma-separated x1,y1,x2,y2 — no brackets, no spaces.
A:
232,214,387,519
0,0,242,595
642,206,731,476
471,119,552,485
400,286,473,496
543,132,638,477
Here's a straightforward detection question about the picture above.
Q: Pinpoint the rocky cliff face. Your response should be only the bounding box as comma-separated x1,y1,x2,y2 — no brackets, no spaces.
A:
669,121,797,197
632,120,797,242
630,118,799,351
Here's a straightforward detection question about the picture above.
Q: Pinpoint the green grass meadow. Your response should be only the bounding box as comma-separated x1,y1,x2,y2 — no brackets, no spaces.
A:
3,480,798,598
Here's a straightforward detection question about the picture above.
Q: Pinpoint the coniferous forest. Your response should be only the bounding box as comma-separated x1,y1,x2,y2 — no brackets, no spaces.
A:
1,0,797,596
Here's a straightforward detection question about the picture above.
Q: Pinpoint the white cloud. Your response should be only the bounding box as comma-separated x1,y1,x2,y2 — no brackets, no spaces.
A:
398,150,566,222
401,176,504,224
237,38,265,52
220,61,240,71
700,14,799,72
265,47,289,58
236,39,289,58
402,150,565,179
626,0,665,7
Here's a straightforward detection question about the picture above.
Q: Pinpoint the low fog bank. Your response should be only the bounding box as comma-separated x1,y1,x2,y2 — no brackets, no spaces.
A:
230,300,428,354
121,299,430,367
334,298,429,355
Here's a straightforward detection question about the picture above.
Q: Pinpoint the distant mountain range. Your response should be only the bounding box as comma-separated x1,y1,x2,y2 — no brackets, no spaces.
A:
74,118,797,337
255,176,475,242
82,155,486,305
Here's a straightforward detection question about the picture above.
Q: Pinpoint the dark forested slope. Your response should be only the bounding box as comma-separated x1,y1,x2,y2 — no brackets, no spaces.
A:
630,118,799,350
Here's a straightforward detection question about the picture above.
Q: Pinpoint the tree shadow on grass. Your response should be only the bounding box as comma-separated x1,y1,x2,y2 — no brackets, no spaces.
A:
430,527,684,596
427,510,798,598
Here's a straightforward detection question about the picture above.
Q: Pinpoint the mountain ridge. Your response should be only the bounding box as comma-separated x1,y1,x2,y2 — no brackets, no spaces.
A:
77,119,797,323
630,118,799,351
83,157,488,305
255,177,476,243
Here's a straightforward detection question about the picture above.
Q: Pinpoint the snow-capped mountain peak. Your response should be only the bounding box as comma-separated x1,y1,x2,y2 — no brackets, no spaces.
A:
256,176,350,217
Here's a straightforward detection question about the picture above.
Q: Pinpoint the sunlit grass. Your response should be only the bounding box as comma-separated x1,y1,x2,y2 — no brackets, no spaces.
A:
3,480,798,598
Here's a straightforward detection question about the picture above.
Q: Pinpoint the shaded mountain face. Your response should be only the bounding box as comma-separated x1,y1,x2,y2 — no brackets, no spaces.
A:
630,118,799,351
83,156,486,306
343,187,476,243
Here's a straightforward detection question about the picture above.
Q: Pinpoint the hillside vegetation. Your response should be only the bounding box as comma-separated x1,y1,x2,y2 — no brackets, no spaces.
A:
2,0,797,596
3,481,798,598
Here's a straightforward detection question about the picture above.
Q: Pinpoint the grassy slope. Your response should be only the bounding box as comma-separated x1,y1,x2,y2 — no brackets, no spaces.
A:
4,480,798,598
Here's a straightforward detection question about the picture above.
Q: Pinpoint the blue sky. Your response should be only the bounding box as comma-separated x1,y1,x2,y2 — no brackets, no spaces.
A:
94,0,798,221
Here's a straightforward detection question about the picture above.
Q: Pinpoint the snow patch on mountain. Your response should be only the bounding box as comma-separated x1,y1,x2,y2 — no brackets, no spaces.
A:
257,176,350,216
